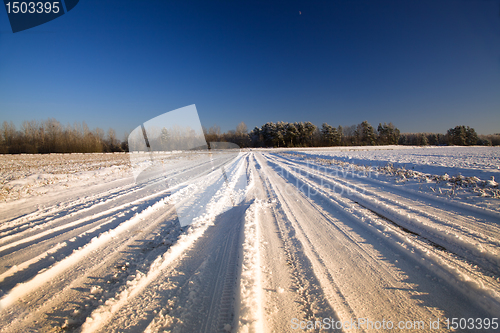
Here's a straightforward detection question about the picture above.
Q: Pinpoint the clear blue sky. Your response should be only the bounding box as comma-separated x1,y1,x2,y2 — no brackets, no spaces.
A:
1,0,499,139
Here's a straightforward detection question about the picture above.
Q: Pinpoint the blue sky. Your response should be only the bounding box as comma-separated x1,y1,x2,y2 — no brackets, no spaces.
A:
1,0,499,139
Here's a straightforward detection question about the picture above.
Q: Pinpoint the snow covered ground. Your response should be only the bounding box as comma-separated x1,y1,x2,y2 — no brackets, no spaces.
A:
0,147,499,332
290,146,500,212
294,145,500,180
0,153,131,203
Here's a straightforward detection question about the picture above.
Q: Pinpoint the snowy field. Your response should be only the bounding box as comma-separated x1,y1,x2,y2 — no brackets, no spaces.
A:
0,147,499,332
0,153,131,203
294,145,500,180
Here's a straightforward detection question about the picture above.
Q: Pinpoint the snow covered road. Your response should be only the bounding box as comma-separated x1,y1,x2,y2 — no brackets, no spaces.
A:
0,149,499,332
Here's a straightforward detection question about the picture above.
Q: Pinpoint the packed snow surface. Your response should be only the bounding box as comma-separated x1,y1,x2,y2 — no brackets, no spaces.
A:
0,147,499,332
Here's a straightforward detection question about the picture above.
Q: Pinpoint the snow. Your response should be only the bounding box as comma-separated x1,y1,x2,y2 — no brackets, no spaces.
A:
238,199,265,333
0,153,131,203
294,145,500,183
0,147,499,332
287,146,500,210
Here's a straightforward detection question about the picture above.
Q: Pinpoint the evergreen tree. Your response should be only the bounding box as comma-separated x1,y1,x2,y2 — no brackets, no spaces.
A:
295,122,306,146
465,126,478,145
377,122,400,145
321,123,341,146
303,122,317,146
447,125,478,145
284,122,298,147
275,121,286,147
261,122,276,147
356,121,376,145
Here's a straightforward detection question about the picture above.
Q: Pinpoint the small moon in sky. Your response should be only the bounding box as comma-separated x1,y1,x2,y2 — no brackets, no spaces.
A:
299,11,301,15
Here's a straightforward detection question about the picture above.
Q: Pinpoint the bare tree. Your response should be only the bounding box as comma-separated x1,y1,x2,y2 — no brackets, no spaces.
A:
235,121,248,135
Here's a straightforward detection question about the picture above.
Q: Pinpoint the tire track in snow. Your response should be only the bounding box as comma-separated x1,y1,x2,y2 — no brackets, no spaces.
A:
0,155,216,249
236,158,265,333
3,151,498,332
0,155,246,331
0,186,174,292
263,153,500,319
0,185,171,256
79,154,248,333
0,155,240,291
0,153,227,243
253,153,342,331
261,152,429,329
269,153,500,277
0,192,173,311
277,153,500,243
0,205,179,333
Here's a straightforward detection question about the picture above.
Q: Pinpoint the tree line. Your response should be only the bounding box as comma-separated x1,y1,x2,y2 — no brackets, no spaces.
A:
0,119,497,154
0,119,126,154
227,121,496,148
398,126,498,147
